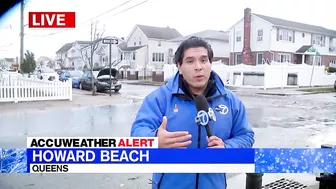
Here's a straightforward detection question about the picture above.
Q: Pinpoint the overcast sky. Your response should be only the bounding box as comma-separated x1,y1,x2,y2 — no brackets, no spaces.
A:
0,0,335,59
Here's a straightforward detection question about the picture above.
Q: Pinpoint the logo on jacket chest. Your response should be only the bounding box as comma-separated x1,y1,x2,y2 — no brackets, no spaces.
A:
215,104,229,115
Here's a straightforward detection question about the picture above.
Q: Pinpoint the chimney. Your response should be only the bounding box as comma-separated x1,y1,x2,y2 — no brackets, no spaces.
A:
242,8,253,65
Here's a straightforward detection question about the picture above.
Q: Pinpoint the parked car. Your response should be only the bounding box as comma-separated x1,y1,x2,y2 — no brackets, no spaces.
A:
334,80,336,90
59,70,84,88
37,68,58,81
79,68,121,92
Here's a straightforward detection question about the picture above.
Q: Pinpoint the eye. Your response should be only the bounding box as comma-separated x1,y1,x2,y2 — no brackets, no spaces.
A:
187,60,193,64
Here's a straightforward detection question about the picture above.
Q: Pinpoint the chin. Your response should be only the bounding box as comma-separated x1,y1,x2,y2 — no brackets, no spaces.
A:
191,82,207,89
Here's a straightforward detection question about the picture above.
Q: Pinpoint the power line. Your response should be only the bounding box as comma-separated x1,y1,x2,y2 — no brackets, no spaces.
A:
25,0,145,37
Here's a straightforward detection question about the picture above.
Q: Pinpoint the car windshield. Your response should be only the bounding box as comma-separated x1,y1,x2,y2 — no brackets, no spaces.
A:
69,71,83,77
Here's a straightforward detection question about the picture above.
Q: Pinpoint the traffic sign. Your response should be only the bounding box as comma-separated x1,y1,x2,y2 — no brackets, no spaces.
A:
102,38,118,44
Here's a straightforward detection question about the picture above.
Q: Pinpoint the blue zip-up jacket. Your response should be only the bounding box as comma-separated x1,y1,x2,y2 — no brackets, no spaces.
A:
130,71,255,189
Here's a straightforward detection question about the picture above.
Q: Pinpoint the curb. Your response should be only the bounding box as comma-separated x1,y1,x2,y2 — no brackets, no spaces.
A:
122,82,163,86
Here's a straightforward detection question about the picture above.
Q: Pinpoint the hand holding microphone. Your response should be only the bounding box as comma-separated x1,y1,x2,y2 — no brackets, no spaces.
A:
195,95,225,148
156,116,192,148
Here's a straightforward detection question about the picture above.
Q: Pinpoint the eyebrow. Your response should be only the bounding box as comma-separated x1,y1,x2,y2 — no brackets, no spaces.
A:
185,55,208,60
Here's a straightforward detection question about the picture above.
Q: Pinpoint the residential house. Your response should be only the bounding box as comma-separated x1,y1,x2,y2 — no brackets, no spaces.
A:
0,58,18,70
80,36,124,69
0,58,10,70
118,24,182,71
55,41,91,70
37,56,55,69
229,8,336,66
168,30,230,64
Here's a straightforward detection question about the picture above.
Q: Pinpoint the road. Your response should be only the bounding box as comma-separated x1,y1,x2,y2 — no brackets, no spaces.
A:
0,84,335,189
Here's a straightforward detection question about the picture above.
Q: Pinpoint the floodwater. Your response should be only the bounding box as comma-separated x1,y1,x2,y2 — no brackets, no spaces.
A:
0,92,336,189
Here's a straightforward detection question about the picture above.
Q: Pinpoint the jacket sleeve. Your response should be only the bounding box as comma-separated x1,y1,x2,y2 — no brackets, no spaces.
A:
130,90,165,137
224,94,255,148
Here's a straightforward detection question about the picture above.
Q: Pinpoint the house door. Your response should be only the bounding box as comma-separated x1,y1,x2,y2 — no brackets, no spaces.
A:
256,53,263,65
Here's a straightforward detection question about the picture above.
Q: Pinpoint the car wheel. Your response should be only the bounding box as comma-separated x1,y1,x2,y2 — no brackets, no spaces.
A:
115,89,120,92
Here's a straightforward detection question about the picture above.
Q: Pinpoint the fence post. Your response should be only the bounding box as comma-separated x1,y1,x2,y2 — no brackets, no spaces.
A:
13,78,18,103
69,78,73,101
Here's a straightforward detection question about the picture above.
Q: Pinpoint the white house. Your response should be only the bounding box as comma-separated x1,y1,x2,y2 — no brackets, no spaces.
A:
80,36,124,69
36,56,56,69
55,41,91,70
118,24,182,71
0,59,11,70
168,30,230,64
229,8,336,66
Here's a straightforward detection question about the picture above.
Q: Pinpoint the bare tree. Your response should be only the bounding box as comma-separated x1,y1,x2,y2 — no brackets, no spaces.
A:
80,20,105,96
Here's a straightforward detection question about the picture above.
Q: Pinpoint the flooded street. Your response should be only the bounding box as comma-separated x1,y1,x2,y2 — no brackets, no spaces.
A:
0,85,335,189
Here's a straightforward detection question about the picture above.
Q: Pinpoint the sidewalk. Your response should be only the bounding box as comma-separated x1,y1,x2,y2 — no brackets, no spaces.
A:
121,79,334,96
120,80,164,86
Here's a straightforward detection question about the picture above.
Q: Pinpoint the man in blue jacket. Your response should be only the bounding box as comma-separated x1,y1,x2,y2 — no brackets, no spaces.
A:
130,36,255,189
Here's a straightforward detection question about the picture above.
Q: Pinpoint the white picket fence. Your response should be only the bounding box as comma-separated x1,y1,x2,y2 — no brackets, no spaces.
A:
0,74,72,103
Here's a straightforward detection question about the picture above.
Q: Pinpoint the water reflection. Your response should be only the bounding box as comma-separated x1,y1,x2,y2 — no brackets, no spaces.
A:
0,103,142,147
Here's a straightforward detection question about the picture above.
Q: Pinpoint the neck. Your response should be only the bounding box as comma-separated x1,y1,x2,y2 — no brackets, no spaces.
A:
190,86,206,95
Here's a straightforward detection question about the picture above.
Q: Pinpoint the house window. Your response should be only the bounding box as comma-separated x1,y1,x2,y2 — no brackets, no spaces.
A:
310,56,322,66
277,53,291,63
139,37,141,45
158,41,161,47
134,42,136,46
257,29,263,41
132,52,136,60
236,31,242,42
279,29,293,42
152,53,164,62
312,35,324,46
235,54,241,64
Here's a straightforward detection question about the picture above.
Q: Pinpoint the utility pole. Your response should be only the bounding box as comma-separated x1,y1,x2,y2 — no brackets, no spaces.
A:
90,22,95,96
20,0,24,72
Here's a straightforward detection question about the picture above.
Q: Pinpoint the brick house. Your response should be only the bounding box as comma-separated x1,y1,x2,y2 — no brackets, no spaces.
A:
229,8,336,66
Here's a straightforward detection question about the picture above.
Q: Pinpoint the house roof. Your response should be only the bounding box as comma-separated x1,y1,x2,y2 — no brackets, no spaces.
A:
118,43,146,51
56,40,94,54
295,45,313,53
4,58,15,62
56,43,73,53
254,13,336,36
137,24,182,40
169,30,229,42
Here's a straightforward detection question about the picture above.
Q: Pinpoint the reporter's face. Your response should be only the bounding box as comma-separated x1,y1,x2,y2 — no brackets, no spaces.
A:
178,47,211,89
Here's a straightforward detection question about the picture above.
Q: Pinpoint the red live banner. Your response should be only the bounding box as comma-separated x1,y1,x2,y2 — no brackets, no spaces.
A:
28,12,76,28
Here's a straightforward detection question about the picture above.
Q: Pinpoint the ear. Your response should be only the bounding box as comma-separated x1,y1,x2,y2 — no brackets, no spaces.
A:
177,63,182,75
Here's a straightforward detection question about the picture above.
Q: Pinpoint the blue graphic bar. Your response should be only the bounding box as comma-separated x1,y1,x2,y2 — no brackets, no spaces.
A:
27,148,255,164
1,148,27,173
1,148,336,173
255,148,336,173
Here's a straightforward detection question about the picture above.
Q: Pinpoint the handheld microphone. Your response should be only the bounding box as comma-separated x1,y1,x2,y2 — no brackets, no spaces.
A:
194,95,214,137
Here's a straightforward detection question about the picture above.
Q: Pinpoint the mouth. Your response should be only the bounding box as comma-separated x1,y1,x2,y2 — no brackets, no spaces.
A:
194,75,204,80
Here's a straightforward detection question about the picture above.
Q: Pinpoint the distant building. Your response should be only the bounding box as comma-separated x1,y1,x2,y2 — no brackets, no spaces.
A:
229,8,336,66
118,24,182,70
168,30,230,64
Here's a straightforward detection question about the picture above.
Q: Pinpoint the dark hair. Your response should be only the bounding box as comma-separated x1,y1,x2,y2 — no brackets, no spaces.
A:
174,36,214,65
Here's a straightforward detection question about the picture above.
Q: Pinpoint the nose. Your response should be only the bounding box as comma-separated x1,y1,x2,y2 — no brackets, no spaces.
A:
194,61,203,71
